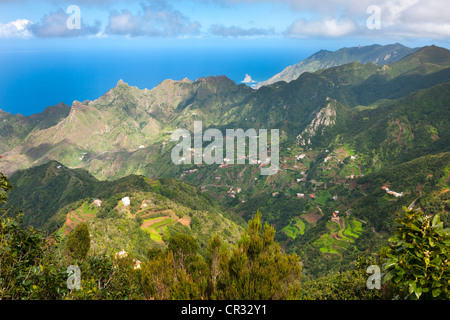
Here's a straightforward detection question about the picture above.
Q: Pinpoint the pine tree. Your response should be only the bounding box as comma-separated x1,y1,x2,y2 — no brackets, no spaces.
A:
216,210,302,299
66,222,91,261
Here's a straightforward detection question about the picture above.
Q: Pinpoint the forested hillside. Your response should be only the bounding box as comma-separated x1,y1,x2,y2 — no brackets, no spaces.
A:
1,44,449,299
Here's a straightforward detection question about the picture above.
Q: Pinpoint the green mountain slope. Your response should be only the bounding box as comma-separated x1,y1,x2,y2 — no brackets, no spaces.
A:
1,44,449,278
4,161,244,262
0,102,71,154
1,46,448,183
0,76,251,179
255,43,417,88
233,46,450,140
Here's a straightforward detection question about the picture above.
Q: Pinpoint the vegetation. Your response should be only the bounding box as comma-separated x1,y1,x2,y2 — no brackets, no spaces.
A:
0,173,68,299
1,173,300,300
1,45,450,299
65,223,91,261
383,208,450,299
1,170,449,300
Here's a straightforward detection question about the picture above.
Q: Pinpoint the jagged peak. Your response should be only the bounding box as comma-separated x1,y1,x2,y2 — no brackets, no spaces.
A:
116,79,128,87
180,77,192,83
72,100,85,108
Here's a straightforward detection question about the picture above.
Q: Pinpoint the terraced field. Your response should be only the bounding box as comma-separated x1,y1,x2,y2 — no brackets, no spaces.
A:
313,216,364,254
138,209,191,243
59,201,98,236
282,216,306,239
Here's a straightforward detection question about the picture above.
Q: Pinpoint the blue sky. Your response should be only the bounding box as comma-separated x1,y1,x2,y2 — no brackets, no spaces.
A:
0,0,449,48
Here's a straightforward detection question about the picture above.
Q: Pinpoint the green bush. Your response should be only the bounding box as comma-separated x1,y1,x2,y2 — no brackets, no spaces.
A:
383,208,450,299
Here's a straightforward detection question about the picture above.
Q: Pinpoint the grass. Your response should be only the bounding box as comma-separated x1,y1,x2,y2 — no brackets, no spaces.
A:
319,247,339,254
314,217,364,254
295,218,306,235
151,217,173,230
314,190,332,206
438,164,450,187
282,217,307,239
57,201,98,236
141,216,174,243
143,216,166,223
282,225,299,239
345,218,363,238
339,164,359,178
150,232,163,242
81,201,98,216
315,234,343,254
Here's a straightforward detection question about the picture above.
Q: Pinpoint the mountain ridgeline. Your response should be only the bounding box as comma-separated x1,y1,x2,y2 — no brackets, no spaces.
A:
1,43,449,279
254,43,418,88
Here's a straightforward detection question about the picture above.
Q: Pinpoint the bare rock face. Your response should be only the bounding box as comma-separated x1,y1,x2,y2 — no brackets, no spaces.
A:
296,100,337,146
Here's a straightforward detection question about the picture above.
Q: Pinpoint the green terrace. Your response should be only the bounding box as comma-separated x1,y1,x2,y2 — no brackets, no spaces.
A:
313,216,364,254
282,216,307,240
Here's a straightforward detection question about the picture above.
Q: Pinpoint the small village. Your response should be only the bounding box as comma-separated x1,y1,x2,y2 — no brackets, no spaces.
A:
176,144,407,249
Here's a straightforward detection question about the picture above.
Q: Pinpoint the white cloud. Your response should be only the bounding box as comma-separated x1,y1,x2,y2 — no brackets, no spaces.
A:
1,0,449,40
210,24,274,37
105,1,201,37
29,9,101,38
213,0,450,40
106,9,143,36
286,18,356,38
0,19,33,38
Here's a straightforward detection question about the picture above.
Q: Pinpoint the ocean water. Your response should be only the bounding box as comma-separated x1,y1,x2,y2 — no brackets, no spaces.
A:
0,45,312,116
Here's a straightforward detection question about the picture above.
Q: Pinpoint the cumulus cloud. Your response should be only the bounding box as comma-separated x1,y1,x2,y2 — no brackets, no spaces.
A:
105,1,201,37
212,0,450,39
0,19,33,38
285,18,356,38
209,24,274,37
375,0,450,39
29,9,101,38
1,0,449,40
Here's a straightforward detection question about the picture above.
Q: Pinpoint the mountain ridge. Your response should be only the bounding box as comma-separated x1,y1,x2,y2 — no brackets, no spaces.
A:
255,43,418,88
1,43,449,278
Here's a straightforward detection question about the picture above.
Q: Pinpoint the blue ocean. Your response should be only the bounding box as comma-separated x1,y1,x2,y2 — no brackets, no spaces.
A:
0,44,313,116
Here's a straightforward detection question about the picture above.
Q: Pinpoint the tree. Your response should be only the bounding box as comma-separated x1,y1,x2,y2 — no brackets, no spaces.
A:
1,171,143,300
140,210,303,300
216,210,302,299
168,233,199,270
0,172,12,205
383,207,450,299
0,173,68,299
66,222,91,261
205,234,224,297
298,256,386,300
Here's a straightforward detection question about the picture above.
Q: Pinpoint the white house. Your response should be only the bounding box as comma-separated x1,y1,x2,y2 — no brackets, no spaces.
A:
122,197,131,206
93,199,102,207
